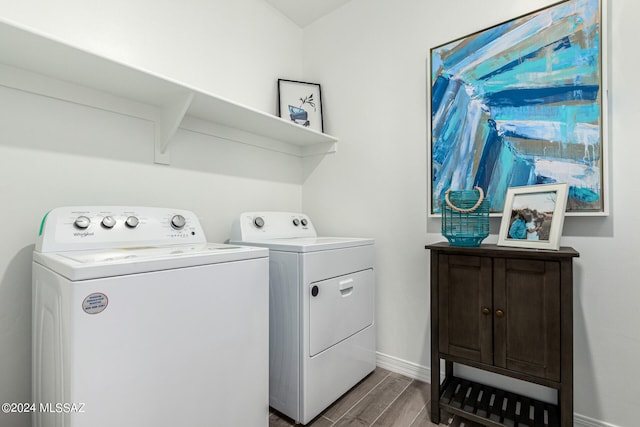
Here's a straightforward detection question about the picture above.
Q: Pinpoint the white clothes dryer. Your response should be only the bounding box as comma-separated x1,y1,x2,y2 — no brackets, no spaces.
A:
32,206,269,427
230,212,376,424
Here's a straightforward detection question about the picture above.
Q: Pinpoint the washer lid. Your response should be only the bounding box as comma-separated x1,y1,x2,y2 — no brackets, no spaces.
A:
33,243,268,281
230,236,374,253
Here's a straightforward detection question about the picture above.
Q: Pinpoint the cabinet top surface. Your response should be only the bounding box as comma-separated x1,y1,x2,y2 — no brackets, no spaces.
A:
425,242,579,258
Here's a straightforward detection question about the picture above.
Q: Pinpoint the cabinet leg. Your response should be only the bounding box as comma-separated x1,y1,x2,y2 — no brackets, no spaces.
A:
559,387,573,426
430,357,440,423
445,360,453,378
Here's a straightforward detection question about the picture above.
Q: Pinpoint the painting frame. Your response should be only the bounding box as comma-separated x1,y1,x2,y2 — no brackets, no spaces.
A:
277,79,324,133
428,0,609,217
497,183,569,250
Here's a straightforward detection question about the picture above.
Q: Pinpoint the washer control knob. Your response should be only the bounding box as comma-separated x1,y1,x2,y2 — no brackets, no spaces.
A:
101,216,116,229
170,215,186,230
254,217,265,228
73,216,91,229
301,218,308,226
311,285,319,297
293,218,300,226
125,216,139,228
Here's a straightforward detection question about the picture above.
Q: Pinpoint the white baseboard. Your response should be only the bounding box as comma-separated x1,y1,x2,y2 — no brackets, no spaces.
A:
375,351,620,427
375,351,431,383
574,413,621,427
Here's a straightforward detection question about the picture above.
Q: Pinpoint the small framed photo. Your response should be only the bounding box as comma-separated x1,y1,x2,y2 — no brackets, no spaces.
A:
497,183,569,250
278,79,324,133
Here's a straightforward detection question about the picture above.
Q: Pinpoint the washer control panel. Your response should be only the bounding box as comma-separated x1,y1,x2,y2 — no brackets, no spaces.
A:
230,212,317,241
36,206,207,253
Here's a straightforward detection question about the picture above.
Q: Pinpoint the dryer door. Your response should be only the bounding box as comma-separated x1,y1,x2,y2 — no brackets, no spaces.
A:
309,269,374,357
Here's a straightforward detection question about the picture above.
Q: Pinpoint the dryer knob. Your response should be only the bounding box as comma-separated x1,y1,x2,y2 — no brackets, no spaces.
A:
101,216,116,229
292,218,300,226
311,285,319,297
125,216,140,228
301,218,308,226
254,217,265,228
170,215,186,230
73,216,91,229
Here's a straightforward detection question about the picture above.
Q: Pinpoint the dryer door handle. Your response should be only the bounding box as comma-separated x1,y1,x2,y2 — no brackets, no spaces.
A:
338,278,354,296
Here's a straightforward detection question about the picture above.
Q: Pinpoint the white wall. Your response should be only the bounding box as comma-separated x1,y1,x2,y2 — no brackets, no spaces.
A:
0,1,304,427
302,0,639,426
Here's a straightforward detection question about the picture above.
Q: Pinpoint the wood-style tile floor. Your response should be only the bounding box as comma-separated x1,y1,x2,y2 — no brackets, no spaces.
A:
269,368,482,427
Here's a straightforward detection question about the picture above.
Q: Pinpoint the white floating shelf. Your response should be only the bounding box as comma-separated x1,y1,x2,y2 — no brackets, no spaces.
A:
0,19,338,164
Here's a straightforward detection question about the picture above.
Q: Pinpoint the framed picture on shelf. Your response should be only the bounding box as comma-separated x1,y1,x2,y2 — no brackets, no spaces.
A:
497,183,569,250
278,79,324,133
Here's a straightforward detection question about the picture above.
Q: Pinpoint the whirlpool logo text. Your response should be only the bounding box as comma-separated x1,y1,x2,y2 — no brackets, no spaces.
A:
73,232,94,238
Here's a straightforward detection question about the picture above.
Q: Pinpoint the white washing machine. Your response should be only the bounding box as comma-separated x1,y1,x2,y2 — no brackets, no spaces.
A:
32,206,269,427
230,212,376,424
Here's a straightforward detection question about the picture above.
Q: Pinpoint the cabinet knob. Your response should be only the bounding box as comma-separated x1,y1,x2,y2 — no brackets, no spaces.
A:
481,307,491,315
495,309,505,318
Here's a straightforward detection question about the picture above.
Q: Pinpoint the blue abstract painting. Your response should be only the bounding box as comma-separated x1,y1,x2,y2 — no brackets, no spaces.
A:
430,0,604,214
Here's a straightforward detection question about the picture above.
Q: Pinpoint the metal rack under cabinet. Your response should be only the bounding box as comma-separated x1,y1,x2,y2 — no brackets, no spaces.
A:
425,242,579,427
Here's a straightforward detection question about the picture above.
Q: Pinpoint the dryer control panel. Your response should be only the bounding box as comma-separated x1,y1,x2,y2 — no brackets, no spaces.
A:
36,206,206,253
230,212,317,241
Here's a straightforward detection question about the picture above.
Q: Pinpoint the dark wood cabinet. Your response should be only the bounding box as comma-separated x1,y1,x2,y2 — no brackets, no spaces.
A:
427,243,578,427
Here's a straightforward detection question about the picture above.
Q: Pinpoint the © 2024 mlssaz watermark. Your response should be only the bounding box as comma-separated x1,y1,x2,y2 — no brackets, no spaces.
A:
2,402,86,414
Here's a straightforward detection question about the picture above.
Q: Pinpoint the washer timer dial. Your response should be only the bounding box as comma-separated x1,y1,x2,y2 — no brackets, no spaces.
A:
170,215,186,230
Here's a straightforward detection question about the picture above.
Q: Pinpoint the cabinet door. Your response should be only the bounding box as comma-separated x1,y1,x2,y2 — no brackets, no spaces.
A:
438,254,492,364
493,258,561,381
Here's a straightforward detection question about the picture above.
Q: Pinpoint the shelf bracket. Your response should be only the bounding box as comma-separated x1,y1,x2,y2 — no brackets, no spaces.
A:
301,141,337,157
154,91,195,165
